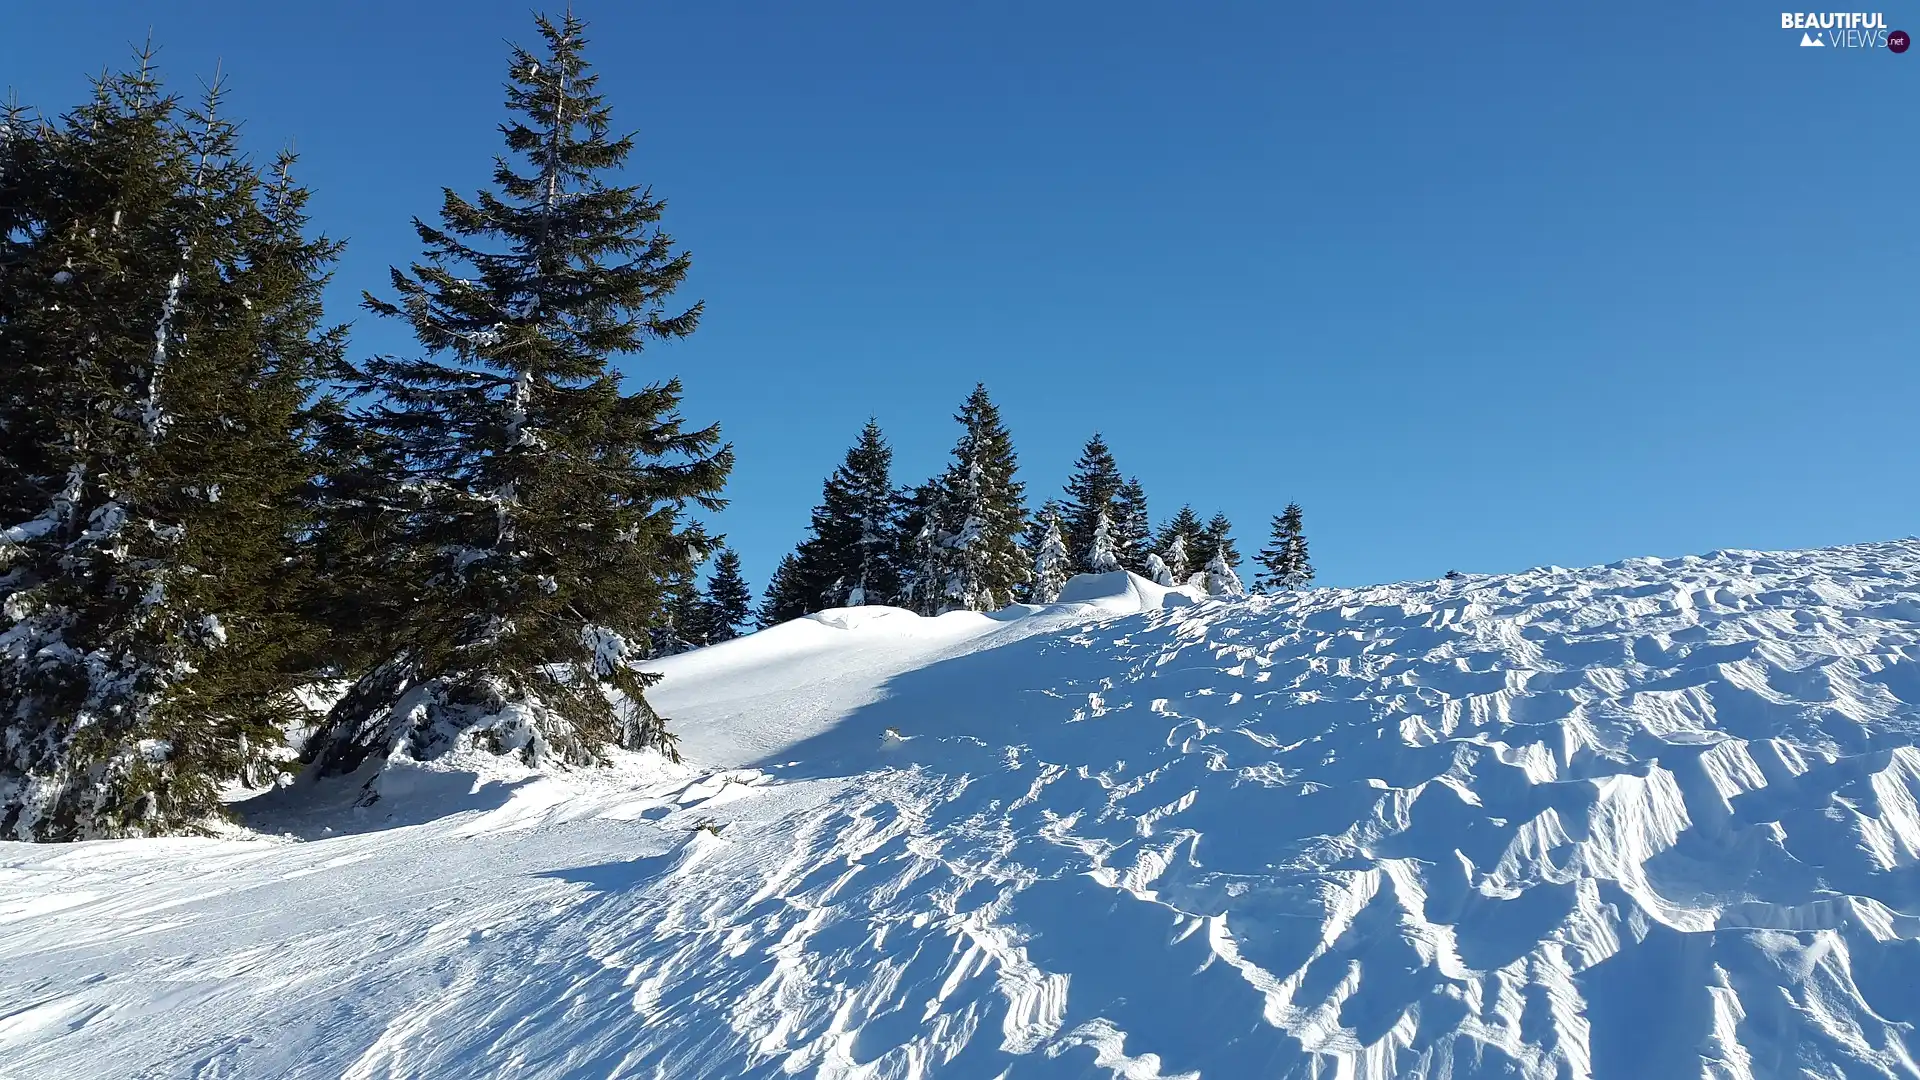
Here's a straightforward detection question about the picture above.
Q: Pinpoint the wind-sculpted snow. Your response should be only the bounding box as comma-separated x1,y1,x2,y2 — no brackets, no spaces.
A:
5,543,1920,1078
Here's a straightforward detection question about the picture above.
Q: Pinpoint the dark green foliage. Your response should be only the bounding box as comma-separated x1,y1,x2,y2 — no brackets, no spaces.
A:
757,552,807,629
312,13,729,771
1255,503,1314,591
1154,505,1207,583
1195,512,1241,571
1113,477,1152,574
764,420,903,622
1060,434,1123,573
0,63,339,840
922,385,1028,612
700,549,752,643
894,481,943,615
819,420,903,607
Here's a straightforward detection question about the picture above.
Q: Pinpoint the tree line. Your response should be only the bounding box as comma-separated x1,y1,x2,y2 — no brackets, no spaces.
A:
0,15,1314,844
743,390,1314,626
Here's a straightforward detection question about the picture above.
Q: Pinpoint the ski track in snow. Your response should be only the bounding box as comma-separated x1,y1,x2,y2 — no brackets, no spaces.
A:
6,542,1920,1078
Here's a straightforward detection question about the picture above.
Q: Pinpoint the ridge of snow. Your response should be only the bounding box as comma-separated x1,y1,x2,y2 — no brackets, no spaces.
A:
5,543,1920,1077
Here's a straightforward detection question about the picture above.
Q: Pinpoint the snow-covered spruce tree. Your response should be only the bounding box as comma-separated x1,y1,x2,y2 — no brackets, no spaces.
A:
1155,504,1206,583
1113,476,1152,574
756,552,808,628
312,14,730,773
1196,512,1241,572
1060,433,1123,574
1280,502,1313,588
1255,502,1314,591
1018,498,1064,601
0,68,340,840
699,549,752,642
893,481,946,615
1205,548,1246,598
1028,509,1071,603
1145,553,1175,587
1087,512,1122,574
931,385,1028,612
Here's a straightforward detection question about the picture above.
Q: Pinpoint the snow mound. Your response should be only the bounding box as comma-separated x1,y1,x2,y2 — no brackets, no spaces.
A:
6,541,1920,1078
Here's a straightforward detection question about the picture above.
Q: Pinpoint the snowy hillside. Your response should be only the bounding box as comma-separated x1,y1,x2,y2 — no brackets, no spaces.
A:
7,541,1920,1079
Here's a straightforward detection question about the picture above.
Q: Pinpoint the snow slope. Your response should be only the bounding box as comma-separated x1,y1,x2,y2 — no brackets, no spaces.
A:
6,545,1920,1078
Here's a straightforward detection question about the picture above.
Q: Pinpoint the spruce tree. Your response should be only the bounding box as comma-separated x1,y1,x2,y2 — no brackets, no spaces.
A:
889,483,934,614
700,549,752,642
1155,505,1207,583
1028,509,1071,603
1060,433,1123,574
757,552,808,628
1205,548,1246,598
1113,477,1152,574
1,65,339,839
1145,553,1175,587
312,14,730,773
1195,512,1241,571
1255,503,1314,592
1280,502,1313,589
655,571,705,654
797,419,902,610
1087,511,1122,574
931,385,1027,611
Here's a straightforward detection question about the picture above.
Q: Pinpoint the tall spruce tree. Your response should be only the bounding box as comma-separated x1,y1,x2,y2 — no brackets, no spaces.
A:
1155,505,1207,583
1113,476,1152,573
700,549,752,642
1254,502,1314,591
1194,512,1241,571
312,14,730,773
794,419,902,610
1,65,339,840
930,385,1027,611
1060,434,1123,574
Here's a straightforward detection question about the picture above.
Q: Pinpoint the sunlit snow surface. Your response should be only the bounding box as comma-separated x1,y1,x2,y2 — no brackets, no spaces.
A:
7,544,1920,1079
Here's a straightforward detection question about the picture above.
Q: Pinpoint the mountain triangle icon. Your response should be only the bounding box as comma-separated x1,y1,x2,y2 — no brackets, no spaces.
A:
1800,32,1825,45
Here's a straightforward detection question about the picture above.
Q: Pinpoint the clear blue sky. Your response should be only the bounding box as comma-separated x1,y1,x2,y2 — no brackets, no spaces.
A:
9,2,1915,592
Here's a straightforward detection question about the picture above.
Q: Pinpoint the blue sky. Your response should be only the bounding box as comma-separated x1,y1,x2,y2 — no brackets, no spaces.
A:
9,2,1915,592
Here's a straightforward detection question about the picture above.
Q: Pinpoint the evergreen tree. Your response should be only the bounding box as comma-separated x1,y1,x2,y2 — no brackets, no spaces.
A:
312,14,730,773
1255,503,1314,591
1060,434,1123,574
1087,511,1122,573
1205,548,1246,598
654,571,705,654
780,419,901,613
1194,512,1241,571
1028,509,1071,603
1145,553,1175,587
893,482,944,615
931,385,1027,611
1,65,339,839
1113,476,1152,574
757,552,807,628
700,549,752,642
1154,505,1206,583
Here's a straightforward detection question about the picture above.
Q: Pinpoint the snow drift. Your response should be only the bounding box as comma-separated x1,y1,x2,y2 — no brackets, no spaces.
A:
5,541,1920,1078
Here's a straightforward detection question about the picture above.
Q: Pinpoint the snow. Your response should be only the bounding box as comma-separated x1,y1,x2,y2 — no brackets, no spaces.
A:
6,540,1920,1077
